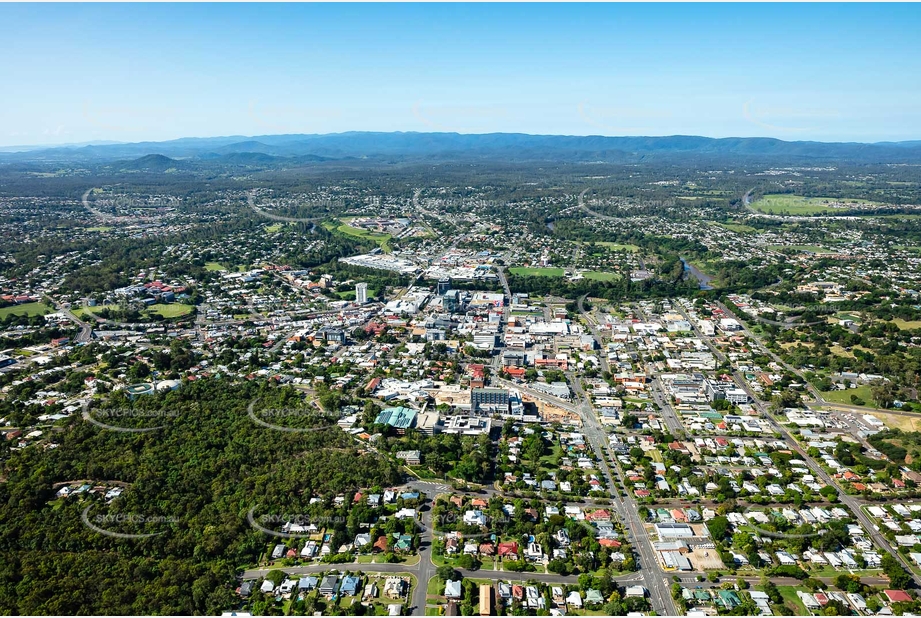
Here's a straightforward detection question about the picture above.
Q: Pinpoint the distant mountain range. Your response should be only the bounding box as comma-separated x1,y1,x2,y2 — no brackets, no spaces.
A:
3,131,921,165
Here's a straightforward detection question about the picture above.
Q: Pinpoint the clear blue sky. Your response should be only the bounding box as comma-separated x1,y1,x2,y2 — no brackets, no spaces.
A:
2,3,920,147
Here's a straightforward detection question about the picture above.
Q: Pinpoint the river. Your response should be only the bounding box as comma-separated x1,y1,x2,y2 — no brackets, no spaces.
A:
680,257,714,290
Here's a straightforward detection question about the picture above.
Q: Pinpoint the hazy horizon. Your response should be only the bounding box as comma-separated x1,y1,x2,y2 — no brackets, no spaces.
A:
4,129,921,154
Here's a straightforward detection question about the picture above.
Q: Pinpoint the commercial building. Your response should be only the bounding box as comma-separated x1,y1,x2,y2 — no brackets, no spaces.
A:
356,282,368,304
415,411,443,435
375,407,418,432
471,387,510,414
443,290,461,313
705,380,749,405
442,416,492,435
396,450,421,465
655,523,695,539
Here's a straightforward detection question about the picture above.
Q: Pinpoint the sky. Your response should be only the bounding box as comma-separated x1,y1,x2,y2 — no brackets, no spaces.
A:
1,3,920,148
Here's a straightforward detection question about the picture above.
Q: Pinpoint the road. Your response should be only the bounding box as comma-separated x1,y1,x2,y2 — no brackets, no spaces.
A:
714,300,902,416
576,294,609,375
247,191,326,224
649,377,685,435
560,300,679,615
503,294,677,612
688,300,921,587
241,480,588,615
44,295,94,343
577,296,682,436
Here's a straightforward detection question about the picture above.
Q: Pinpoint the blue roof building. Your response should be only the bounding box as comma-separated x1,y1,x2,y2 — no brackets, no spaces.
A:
375,407,417,430
340,575,361,596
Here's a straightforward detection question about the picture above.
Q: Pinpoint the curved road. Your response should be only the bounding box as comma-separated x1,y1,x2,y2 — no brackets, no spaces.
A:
44,295,94,343
247,191,326,224
694,300,921,588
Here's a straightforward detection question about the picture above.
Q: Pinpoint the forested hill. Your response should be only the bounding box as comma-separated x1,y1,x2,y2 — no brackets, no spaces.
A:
5,131,921,164
0,377,403,615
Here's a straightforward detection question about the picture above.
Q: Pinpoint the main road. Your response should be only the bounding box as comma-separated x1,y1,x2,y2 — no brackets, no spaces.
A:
685,299,921,587
567,374,677,615
44,295,94,343
571,296,679,615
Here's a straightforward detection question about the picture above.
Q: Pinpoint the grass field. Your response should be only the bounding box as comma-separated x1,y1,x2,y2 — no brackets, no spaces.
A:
868,411,921,432
0,302,52,318
70,306,97,319
147,303,194,318
204,261,227,271
324,220,393,253
539,444,564,468
337,287,378,301
264,223,284,233
821,385,874,406
578,241,640,252
829,345,855,358
893,318,921,330
880,214,921,220
780,341,814,350
426,576,444,597
836,312,862,322
775,585,808,616
752,194,878,215
717,222,757,233
582,271,622,281
509,267,565,277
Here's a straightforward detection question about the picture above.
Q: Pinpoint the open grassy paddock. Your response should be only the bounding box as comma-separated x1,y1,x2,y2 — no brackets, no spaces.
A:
337,287,379,300
582,271,622,281
324,219,393,253
147,303,194,318
0,302,52,318
578,241,640,252
752,194,879,215
871,411,921,432
509,267,565,277
821,385,875,406
775,585,808,615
